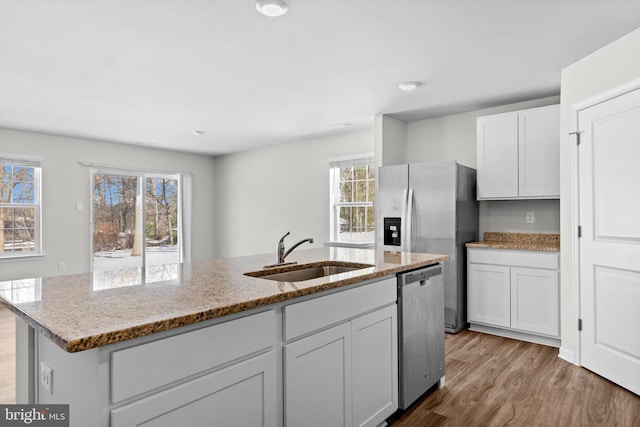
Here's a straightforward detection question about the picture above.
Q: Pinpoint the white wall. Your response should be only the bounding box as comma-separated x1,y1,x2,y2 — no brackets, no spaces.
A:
374,115,406,167
401,96,561,237
212,130,373,258
559,27,640,361
0,129,216,280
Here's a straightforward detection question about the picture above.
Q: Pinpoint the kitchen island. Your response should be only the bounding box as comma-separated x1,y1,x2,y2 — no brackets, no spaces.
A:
0,247,448,427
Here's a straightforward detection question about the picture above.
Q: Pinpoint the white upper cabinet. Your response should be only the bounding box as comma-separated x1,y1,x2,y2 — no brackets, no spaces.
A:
477,104,560,200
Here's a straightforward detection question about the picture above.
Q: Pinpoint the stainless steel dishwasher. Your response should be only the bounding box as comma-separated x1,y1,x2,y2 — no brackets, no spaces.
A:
397,263,445,409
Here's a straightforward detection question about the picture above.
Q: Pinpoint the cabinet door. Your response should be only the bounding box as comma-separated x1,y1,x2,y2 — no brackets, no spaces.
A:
285,323,352,427
352,305,398,427
111,351,277,427
518,105,560,198
511,267,559,336
468,263,511,327
477,113,519,199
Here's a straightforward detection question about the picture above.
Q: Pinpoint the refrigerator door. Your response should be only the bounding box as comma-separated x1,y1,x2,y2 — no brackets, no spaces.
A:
408,161,459,330
377,164,409,251
408,161,456,255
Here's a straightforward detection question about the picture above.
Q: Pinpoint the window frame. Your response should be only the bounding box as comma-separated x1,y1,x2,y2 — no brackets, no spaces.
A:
328,153,375,246
0,154,43,259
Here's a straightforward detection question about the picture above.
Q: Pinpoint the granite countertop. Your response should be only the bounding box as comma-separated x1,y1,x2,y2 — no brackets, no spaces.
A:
466,232,560,252
0,248,448,353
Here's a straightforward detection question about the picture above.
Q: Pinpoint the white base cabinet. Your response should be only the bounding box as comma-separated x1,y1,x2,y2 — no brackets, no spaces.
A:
468,248,560,346
285,323,352,427
111,351,276,427
284,278,398,427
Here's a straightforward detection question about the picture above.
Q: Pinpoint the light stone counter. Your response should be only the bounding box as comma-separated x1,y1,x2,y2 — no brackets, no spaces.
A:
466,232,560,252
0,247,448,352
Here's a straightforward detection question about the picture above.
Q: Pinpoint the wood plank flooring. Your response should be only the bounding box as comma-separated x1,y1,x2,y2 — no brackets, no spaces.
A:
0,304,16,404
390,330,640,427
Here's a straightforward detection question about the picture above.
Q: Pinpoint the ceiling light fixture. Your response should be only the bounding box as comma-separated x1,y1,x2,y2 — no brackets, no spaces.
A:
192,130,205,135
331,122,353,128
256,0,289,17
398,81,421,91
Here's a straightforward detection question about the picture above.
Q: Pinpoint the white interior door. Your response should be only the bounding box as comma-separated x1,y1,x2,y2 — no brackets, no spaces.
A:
578,87,640,395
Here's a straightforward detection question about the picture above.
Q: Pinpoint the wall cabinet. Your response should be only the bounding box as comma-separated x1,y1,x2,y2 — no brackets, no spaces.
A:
283,278,398,427
477,104,560,200
467,248,560,346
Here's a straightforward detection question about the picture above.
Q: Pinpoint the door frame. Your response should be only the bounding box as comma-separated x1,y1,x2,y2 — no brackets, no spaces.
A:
569,78,640,366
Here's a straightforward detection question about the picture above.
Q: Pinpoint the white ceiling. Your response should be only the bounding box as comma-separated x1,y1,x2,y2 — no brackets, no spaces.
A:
1,1,640,156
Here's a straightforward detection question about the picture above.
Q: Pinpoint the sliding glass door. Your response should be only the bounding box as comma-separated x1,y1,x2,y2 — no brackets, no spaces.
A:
91,171,180,272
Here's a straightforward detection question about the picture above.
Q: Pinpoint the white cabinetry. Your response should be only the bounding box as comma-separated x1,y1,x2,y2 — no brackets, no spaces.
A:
110,310,277,427
284,278,398,427
285,323,352,427
477,104,560,200
111,352,276,427
467,248,560,347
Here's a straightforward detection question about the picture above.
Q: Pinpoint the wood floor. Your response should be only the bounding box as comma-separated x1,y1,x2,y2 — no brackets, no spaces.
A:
390,330,640,427
0,304,16,404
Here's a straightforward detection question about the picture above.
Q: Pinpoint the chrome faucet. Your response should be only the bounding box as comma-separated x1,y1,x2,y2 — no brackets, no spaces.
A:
267,231,314,267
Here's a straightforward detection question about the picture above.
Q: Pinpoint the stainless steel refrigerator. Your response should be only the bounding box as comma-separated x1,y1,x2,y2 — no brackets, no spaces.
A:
377,160,479,333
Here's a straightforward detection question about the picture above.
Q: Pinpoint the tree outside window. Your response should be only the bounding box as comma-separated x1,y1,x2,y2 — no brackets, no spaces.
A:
329,156,375,244
0,157,41,257
92,171,181,271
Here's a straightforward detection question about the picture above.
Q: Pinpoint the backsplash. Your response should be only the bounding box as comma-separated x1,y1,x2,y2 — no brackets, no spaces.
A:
479,199,560,237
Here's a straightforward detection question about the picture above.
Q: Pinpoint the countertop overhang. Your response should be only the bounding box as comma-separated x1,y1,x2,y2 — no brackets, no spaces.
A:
0,248,448,353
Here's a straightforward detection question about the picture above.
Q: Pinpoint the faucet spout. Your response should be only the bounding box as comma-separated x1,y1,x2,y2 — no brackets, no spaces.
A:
268,232,314,267
283,238,314,261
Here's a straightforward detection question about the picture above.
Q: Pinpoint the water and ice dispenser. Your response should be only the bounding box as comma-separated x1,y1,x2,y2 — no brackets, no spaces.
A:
383,217,402,246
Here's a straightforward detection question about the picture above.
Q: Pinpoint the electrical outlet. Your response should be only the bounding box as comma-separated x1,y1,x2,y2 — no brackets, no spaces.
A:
58,262,66,272
40,361,53,394
526,211,535,224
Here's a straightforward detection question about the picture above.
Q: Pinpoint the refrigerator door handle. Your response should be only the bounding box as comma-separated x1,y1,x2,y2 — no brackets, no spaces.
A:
406,188,414,252
400,188,408,251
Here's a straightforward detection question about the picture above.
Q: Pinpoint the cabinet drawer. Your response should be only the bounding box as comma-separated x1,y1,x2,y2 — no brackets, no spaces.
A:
111,310,275,403
468,248,558,269
111,351,276,427
284,277,396,341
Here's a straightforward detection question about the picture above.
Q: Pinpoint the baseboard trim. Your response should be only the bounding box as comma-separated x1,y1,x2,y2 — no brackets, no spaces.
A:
558,346,577,365
469,323,560,348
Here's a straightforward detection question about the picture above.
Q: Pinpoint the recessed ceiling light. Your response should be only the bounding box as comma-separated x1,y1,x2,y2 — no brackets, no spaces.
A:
331,122,353,128
398,81,421,91
192,130,205,135
256,0,288,17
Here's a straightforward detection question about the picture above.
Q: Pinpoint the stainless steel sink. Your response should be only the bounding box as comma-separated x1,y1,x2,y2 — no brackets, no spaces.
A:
245,261,373,282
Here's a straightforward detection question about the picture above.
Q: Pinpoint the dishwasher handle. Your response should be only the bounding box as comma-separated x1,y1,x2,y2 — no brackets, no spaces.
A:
402,265,442,285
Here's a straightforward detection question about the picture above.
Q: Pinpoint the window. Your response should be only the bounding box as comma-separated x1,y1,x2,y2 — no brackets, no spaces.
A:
329,154,375,245
91,169,186,271
0,155,42,258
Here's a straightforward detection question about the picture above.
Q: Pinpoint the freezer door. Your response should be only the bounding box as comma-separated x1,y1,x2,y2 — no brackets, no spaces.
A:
376,164,409,250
